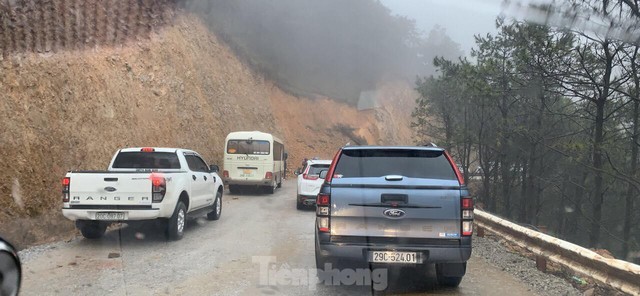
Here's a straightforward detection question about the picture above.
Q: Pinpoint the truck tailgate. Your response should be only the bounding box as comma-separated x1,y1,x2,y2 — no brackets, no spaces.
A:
67,172,153,208
330,177,461,239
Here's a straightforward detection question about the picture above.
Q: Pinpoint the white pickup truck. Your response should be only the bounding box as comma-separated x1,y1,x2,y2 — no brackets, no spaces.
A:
62,147,224,240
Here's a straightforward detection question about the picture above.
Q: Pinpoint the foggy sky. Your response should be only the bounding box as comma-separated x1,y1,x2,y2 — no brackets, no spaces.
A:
379,0,506,55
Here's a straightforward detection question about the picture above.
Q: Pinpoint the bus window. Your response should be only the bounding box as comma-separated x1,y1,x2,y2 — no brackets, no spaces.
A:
227,140,270,155
274,141,284,160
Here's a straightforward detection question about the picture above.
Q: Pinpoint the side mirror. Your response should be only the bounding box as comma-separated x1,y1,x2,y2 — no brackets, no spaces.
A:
0,237,21,296
319,170,328,179
284,152,289,160
294,168,301,175
209,165,219,173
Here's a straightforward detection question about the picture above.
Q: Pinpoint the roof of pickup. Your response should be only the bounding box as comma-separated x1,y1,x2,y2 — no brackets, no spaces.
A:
307,159,332,165
119,147,197,154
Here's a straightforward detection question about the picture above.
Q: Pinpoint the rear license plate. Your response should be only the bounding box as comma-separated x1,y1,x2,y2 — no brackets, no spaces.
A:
95,212,125,220
241,169,255,177
370,251,419,263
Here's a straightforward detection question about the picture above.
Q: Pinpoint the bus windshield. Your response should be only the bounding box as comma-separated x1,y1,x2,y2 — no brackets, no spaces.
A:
227,140,270,155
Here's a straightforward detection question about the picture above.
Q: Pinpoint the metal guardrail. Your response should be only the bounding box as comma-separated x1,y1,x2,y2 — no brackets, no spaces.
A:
474,209,640,295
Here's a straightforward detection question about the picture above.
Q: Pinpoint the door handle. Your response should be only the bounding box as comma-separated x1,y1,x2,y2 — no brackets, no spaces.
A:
204,175,208,181
192,175,197,181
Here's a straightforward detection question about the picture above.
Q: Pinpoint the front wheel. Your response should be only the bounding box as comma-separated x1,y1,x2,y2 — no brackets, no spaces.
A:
207,191,222,220
166,201,187,240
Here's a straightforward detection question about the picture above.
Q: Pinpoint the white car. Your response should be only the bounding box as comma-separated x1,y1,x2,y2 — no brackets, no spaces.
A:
62,147,224,240
296,159,332,209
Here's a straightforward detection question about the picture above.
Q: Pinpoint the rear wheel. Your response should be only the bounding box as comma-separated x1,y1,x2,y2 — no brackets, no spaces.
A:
228,185,239,195
78,221,107,239
264,181,276,194
436,263,465,288
315,237,327,269
296,195,304,210
166,201,187,240
437,275,463,287
277,177,282,188
207,191,222,220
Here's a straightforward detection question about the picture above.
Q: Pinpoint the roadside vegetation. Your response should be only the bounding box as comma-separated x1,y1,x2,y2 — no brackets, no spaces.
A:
413,0,640,260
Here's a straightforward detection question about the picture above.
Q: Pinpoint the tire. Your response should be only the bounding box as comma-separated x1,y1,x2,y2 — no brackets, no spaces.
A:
79,221,106,239
207,191,222,221
166,201,187,241
296,198,304,210
436,263,464,287
264,181,276,194
277,177,282,188
437,275,463,287
315,237,326,269
228,185,238,195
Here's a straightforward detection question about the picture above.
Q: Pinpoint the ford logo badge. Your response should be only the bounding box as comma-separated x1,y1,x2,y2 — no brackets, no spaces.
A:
104,186,117,192
383,208,406,219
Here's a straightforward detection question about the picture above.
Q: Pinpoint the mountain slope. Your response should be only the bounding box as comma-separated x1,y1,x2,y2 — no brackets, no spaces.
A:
0,12,415,248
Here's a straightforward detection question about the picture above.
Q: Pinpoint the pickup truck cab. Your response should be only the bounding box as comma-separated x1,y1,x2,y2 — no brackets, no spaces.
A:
62,147,224,240
315,146,473,287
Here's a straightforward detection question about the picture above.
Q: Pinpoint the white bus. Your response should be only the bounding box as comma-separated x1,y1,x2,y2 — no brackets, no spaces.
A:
222,131,287,194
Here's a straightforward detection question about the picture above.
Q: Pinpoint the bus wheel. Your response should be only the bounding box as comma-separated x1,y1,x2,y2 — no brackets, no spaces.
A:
264,182,276,194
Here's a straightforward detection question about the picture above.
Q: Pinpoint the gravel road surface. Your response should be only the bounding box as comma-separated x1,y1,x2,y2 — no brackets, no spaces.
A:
19,180,579,295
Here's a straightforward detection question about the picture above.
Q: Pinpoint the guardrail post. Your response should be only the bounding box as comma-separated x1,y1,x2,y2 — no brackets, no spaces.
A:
536,255,547,272
477,225,485,237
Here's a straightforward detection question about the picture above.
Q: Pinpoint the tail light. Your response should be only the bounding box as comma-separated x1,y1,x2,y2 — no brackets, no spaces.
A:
462,197,473,209
62,177,70,202
315,148,343,233
316,192,331,232
265,172,273,179
150,173,166,203
461,196,474,236
223,170,229,178
317,193,330,206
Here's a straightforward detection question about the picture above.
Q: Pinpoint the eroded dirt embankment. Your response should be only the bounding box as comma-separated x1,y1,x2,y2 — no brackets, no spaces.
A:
0,13,416,248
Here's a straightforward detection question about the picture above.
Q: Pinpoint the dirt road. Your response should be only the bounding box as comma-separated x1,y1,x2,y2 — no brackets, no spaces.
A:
20,180,560,295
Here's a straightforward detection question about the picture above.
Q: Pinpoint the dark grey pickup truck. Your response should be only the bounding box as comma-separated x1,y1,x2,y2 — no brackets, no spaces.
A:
314,146,473,287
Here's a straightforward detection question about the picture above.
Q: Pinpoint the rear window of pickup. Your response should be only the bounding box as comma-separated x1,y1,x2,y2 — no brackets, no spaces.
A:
333,149,456,180
112,152,181,169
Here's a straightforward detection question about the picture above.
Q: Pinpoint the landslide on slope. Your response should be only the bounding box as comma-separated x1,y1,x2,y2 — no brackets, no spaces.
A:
0,12,416,248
